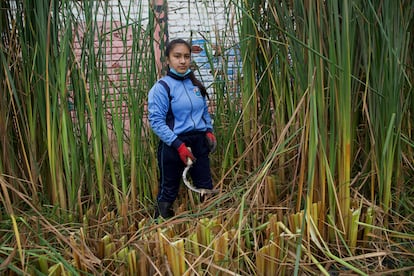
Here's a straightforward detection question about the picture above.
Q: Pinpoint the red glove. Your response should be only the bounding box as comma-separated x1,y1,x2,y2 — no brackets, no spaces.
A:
177,143,195,165
206,132,217,153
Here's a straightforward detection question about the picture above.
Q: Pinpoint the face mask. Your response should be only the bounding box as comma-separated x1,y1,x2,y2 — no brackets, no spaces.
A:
170,68,192,77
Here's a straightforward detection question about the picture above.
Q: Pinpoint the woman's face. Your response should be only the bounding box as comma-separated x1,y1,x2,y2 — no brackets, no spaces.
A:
166,44,191,74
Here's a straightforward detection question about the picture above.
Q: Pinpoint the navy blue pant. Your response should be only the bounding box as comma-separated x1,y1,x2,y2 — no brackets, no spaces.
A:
157,131,213,203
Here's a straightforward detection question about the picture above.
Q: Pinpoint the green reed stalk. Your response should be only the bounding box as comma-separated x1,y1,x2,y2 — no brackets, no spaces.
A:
205,41,245,181
136,4,159,204
325,1,340,240
358,0,412,216
105,5,129,209
266,3,297,190
294,1,322,264
17,0,69,210
58,10,79,212
126,3,144,211
0,0,16,198
44,0,65,210
255,1,290,175
332,0,354,236
73,1,104,207
237,0,259,171
68,48,94,214
303,0,321,215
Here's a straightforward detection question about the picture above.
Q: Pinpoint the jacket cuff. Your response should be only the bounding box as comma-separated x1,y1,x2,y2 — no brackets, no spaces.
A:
206,128,213,133
171,138,183,149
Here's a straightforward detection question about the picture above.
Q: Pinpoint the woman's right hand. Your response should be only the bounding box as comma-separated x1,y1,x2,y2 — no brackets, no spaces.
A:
177,143,195,165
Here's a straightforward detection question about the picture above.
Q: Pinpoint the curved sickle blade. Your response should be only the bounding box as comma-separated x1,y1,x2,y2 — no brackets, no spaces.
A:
182,162,219,195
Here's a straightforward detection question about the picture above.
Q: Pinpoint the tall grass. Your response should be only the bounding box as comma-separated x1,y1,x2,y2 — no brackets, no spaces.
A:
1,0,158,215
0,0,413,274
358,1,412,216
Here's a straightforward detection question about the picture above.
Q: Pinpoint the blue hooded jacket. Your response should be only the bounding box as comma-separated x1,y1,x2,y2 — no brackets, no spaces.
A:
148,70,213,149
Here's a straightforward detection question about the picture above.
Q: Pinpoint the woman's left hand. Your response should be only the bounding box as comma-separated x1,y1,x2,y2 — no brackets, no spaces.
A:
206,132,217,153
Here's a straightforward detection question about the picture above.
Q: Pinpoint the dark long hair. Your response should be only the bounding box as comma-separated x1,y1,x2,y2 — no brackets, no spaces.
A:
165,39,208,98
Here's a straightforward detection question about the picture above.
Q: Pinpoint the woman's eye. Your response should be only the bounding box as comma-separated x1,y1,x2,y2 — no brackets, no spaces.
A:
172,54,190,59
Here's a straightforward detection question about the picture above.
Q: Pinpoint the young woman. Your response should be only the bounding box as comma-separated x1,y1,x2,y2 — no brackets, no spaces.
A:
147,39,217,219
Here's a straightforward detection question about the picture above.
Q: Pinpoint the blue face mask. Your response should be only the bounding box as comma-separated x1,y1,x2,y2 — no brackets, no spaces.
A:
170,68,192,77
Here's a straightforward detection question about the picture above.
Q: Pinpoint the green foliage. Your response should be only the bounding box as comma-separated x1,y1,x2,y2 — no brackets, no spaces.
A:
0,0,413,274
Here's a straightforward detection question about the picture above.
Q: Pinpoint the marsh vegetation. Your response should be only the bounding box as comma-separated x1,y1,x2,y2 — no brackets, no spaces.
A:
0,0,413,275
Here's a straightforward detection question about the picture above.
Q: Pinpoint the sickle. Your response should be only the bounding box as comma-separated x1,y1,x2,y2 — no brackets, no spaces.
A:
183,158,219,196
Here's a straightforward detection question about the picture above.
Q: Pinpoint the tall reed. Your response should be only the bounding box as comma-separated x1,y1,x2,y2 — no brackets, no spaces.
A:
0,0,413,274
357,1,413,216
233,0,413,254
0,0,158,216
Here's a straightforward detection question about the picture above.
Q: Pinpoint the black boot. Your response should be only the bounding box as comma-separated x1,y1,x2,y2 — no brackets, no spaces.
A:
154,202,174,219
